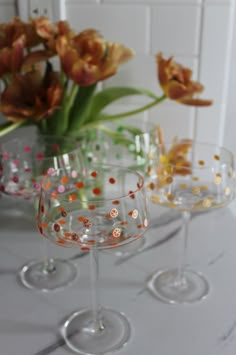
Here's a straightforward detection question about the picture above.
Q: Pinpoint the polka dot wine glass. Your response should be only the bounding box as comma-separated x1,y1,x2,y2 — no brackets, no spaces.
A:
79,128,154,257
0,135,84,291
37,164,149,354
145,140,236,304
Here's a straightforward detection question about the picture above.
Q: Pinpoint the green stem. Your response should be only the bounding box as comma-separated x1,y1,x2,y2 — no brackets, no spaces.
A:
65,83,79,119
0,121,26,137
87,95,166,124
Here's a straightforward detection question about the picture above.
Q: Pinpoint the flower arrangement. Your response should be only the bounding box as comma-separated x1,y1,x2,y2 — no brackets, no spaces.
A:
0,16,212,140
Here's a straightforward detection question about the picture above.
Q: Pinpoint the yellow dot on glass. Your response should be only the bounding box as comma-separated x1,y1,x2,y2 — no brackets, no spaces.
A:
147,182,155,190
202,198,212,208
200,185,208,192
198,160,205,166
214,175,222,185
167,193,175,202
151,195,160,204
192,186,200,195
166,176,173,184
180,183,188,189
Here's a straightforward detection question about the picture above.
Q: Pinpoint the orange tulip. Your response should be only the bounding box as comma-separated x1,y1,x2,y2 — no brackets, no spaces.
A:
0,17,55,78
157,52,212,106
0,35,26,77
32,17,75,54
56,29,135,86
0,65,63,122
0,16,42,49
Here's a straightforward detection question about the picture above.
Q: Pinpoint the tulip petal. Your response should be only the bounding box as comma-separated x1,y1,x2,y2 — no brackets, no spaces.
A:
156,52,212,107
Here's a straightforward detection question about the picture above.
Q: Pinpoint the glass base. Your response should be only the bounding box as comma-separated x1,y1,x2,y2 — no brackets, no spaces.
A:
61,308,131,354
19,259,78,292
148,268,210,304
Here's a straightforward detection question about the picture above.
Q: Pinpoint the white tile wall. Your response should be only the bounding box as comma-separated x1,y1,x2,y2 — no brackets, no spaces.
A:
151,4,202,56
0,3,16,22
196,2,235,144
104,0,202,4
65,0,234,144
0,0,15,3
66,4,150,53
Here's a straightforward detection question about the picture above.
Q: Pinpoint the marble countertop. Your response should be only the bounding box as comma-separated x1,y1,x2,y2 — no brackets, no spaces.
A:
0,194,236,355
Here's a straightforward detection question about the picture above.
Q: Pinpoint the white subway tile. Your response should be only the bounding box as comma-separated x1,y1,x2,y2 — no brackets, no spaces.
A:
151,4,201,56
148,102,196,141
66,0,97,3
205,0,232,4
197,3,233,144
0,0,14,3
66,4,149,53
103,54,160,104
0,4,15,21
195,105,223,145
103,0,201,4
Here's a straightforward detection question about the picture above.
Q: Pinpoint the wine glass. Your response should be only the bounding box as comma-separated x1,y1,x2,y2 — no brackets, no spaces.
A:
37,164,149,354
79,127,153,256
145,140,236,304
0,135,84,292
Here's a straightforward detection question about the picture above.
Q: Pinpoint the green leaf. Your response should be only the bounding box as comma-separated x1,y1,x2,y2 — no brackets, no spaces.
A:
67,84,97,133
85,94,166,125
88,86,158,119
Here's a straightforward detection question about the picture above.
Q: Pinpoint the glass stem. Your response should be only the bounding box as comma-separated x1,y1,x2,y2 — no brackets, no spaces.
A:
176,210,191,286
43,257,56,274
41,238,56,274
89,249,104,332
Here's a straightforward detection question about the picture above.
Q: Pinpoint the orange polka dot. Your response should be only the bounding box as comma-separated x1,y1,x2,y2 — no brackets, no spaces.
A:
120,221,128,225
76,181,84,189
81,246,90,251
93,187,101,195
45,180,51,189
65,232,72,237
109,177,116,184
61,176,68,184
69,194,77,201
112,200,120,205
89,205,96,210
87,240,96,244
51,191,58,199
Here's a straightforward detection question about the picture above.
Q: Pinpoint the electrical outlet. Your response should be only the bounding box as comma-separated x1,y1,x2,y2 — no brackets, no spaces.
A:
29,0,52,18
17,0,66,21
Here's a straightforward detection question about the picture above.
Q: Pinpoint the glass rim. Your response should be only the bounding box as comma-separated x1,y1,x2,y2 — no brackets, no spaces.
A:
40,163,145,203
155,139,234,154
0,134,81,157
151,140,234,166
